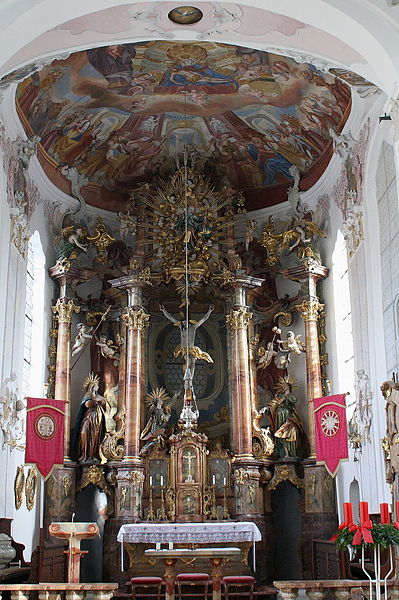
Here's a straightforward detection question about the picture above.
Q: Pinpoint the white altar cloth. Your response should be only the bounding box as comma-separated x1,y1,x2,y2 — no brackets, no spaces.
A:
117,521,261,570
117,521,261,544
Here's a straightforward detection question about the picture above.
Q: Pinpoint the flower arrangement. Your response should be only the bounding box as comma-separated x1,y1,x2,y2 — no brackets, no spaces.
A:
332,502,399,551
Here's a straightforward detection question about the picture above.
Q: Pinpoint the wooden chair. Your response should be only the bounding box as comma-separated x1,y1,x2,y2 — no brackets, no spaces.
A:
222,575,255,599
175,572,210,599
130,576,163,600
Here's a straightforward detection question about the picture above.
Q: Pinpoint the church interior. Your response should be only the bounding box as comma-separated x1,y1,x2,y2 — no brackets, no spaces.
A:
2,1,399,597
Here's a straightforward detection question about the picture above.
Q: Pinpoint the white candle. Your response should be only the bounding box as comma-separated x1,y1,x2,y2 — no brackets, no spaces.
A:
160,475,164,486
212,474,216,485
223,477,226,486
150,475,153,485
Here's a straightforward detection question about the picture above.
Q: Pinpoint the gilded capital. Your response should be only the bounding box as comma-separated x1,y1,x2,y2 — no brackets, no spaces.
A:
295,298,324,321
226,306,252,332
122,307,150,331
52,299,80,324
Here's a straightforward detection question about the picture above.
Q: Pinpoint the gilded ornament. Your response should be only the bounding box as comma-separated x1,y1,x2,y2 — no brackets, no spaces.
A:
273,311,293,327
52,299,80,324
122,307,150,331
87,218,115,264
126,470,145,485
25,466,38,511
226,306,252,332
14,465,24,510
295,298,324,321
99,426,125,462
128,267,152,286
233,468,250,485
268,463,304,491
62,475,72,498
77,465,111,495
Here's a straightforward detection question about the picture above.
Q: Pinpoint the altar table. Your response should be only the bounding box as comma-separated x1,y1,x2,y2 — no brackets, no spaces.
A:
144,547,242,600
117,521,261,570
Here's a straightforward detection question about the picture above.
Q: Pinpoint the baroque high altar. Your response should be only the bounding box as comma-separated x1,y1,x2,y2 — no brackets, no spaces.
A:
45,164,333,584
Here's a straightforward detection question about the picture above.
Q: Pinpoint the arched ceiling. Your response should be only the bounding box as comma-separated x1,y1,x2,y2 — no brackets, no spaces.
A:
15,40,351,212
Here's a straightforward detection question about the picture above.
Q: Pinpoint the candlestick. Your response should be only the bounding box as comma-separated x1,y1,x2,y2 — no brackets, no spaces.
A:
380,503,390,524
147,485,155,521
159,486,167,521
359,501,369,524
223,482,230,520
343,502,354,524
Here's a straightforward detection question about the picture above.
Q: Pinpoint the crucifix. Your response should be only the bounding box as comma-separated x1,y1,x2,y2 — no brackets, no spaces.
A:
183,449,196,483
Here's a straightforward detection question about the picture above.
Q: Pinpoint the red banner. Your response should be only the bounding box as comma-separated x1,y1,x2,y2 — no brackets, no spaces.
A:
25,398,65,479
314,393,348,477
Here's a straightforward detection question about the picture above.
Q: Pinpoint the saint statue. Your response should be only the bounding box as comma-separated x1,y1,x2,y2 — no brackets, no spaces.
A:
159,304,214,387
265,375,309,458
73,372,106,462
140,388,175,456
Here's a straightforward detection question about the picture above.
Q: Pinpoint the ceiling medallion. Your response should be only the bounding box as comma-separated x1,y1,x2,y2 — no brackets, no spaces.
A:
168,6,203,24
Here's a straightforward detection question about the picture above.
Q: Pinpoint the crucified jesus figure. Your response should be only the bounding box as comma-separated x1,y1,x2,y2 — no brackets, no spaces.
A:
159,304,214,387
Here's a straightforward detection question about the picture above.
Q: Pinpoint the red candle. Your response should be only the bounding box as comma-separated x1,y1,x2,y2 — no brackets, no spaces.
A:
380,503,390,524
343,502,354,524
359,501,369,524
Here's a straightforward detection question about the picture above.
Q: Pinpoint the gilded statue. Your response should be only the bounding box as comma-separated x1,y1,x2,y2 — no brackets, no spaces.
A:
259,215,325,266
87,218,115,264
160,304,214,389
140,388,175,456
252,406,275,458
73,373,106,462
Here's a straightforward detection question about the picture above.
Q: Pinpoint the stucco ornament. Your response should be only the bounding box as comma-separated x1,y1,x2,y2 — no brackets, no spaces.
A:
0,373,25,450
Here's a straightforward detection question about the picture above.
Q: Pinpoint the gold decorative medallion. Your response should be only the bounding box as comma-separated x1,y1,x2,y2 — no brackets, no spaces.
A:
25,466,38,511
168,6,203,24
15,465,25,509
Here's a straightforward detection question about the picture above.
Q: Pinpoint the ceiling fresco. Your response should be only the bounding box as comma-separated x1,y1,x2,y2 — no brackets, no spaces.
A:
16,40,351,209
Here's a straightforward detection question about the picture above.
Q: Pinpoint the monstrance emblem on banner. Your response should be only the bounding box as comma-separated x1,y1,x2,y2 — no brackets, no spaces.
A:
25,398,65,479
314,393,349,477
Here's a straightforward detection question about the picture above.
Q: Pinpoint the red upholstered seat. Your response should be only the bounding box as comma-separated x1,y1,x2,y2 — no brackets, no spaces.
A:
130,577,163,585
222,576,256,584
222,575,255,599
175,573,210,581
175,572,210,599
130,576,163,600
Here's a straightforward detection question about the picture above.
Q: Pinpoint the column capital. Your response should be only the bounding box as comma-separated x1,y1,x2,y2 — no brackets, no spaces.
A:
226,306,252,332
295,297,324,322
52,299,80,324
122,306,150,331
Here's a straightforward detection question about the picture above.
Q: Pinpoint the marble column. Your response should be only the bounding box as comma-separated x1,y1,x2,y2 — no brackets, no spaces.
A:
122,305,150,461
226,304,253,458
52,298,80,460
280,264,328,457
225,276,263,458
49,265,96,460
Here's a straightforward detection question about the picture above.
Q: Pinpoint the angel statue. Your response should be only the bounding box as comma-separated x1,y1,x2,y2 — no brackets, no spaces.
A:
273,327,306,369
71,323,93,357
55,225,88,262
96,334,120,364
159,304,214,389
140,387,176,456
257,342,277,370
